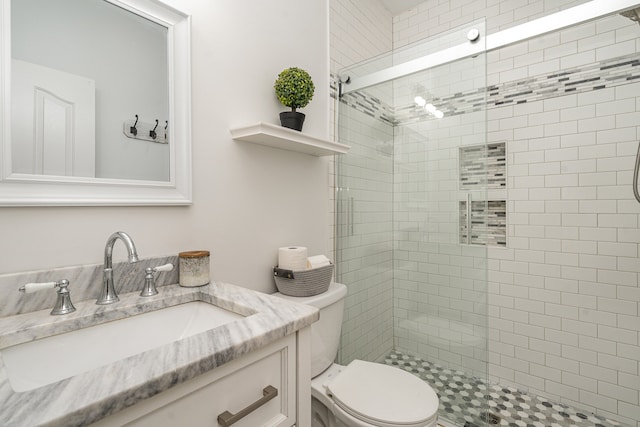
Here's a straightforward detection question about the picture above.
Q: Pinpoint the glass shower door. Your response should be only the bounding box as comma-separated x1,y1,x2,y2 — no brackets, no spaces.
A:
336,20,490,427
335,75,396,365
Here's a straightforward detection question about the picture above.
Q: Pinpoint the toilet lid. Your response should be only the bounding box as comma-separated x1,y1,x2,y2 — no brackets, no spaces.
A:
326,360,438,427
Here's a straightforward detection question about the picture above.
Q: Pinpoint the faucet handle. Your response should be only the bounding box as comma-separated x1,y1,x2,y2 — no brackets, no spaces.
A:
19,279,76,315
19,281,58,293
153,263,174,273
140,263,174,297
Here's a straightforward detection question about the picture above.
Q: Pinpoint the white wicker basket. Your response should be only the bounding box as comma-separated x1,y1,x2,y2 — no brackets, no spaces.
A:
273,263,333,297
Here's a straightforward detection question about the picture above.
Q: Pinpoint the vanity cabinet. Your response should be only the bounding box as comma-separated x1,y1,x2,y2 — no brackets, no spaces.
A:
92,329,311,427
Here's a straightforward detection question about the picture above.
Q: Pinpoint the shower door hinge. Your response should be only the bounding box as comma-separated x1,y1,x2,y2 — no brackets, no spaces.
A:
338,76,351,98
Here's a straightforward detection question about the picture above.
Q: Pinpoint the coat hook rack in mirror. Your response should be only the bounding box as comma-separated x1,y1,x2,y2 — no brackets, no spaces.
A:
123,115,168,144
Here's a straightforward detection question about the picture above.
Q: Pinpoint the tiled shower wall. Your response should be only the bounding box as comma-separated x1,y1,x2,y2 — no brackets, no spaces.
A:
331,0,640,425
330,0,394,364
392,3,640,426
329,0,392,266
393,108,489,378
486,75,640,427
336,107,395,364
393,0,591,47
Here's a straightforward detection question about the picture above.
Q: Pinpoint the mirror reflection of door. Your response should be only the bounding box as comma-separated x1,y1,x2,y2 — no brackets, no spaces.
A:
12,59,96,177
11,0,169,182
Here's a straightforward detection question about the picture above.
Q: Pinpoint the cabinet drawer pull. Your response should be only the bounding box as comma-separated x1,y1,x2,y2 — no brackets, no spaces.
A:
217,385,278,427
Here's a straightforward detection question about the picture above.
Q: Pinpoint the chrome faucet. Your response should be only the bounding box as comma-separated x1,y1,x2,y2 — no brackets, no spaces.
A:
96,231,140,305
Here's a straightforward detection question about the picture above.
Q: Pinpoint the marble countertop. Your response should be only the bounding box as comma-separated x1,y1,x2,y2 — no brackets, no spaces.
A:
0,282,319,427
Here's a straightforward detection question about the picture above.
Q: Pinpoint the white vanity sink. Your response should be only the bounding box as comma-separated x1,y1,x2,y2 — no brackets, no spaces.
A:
1,301,244,392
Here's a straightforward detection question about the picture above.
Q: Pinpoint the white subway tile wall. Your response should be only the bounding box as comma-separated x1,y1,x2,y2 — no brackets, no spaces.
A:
393,107,490,379
391,3,640,426
392,0,592,48
336,105,395,363
330,0,394,364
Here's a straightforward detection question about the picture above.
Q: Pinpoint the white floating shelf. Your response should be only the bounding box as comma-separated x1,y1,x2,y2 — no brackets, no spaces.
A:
230,122,350,157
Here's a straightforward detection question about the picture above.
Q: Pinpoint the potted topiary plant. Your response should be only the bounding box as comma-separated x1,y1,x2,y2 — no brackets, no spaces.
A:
274,67,315,131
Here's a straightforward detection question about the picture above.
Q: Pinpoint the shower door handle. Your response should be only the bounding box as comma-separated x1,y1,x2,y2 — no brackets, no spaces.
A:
349,197,354,236
466,193,472,245
633,141,640,203
343,196,354,236
339,195,346,236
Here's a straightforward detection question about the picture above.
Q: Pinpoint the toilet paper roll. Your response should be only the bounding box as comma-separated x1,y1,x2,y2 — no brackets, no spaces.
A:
307,254,331,269
278,246,308,271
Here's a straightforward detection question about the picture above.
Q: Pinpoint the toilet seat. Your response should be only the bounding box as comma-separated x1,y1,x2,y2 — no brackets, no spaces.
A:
326,360,439,427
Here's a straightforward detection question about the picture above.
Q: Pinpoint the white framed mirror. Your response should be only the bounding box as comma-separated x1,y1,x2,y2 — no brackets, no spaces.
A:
0,0,191,206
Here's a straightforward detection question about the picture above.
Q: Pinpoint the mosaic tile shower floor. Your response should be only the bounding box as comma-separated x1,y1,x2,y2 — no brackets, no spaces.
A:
384,351,625,427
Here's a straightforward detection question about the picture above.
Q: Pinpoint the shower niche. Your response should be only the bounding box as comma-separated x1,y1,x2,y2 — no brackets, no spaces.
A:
459,141,507,247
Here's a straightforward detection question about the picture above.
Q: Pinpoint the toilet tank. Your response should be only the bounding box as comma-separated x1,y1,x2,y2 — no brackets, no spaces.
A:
273,282,347,377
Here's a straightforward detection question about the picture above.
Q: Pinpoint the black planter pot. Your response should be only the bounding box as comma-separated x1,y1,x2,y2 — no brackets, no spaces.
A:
279,111,306,131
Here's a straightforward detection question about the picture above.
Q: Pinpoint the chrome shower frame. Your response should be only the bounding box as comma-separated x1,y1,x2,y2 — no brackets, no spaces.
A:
340,0,640,96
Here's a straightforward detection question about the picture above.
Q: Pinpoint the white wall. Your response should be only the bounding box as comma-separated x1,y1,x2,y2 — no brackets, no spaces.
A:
0,0,330,295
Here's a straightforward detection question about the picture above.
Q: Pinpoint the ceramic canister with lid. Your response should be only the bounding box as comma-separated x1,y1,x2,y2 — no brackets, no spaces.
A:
178,250,210,287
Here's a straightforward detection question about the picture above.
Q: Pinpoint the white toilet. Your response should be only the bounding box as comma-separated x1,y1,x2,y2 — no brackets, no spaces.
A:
274,282,439,427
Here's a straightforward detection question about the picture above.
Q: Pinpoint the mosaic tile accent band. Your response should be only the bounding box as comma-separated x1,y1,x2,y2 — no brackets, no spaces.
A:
384,350,626,427
334,53,640,125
